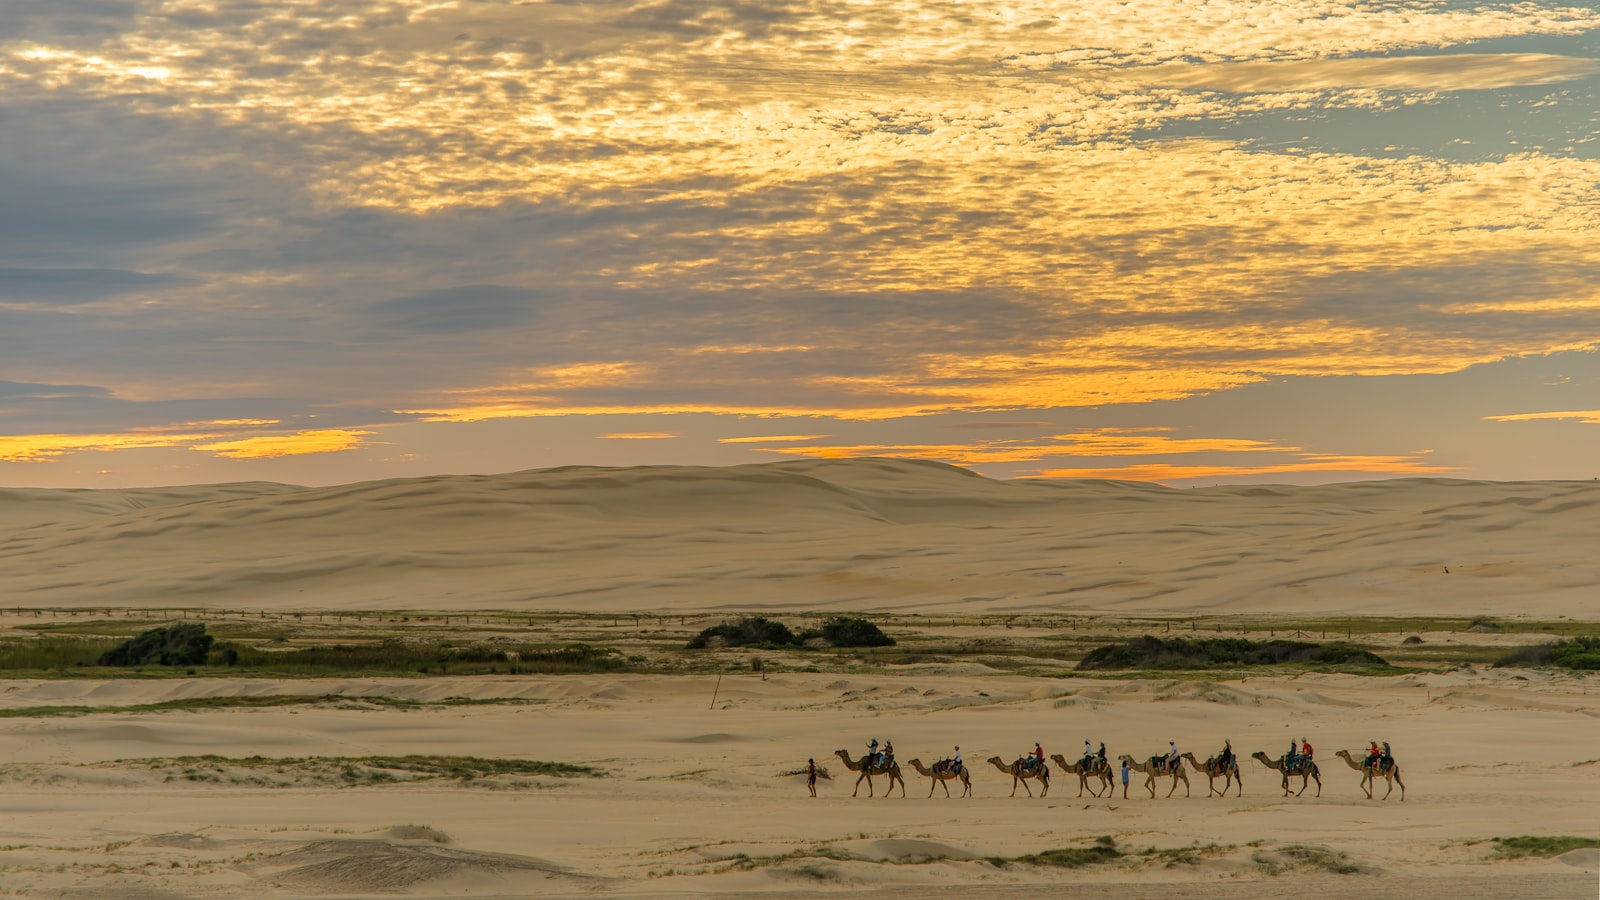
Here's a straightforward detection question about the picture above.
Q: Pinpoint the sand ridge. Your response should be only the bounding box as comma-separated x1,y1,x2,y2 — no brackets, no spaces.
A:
2,459,1597,617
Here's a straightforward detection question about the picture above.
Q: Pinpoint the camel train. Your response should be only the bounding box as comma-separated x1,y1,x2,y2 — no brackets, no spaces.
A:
829,744,1402,800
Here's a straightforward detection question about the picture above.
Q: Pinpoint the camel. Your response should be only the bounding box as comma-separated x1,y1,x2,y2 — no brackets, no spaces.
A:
1118,753,1190,798
1181,752,1242,797
1334,749,1406,801
986,756,1050,797
1251,751,1321,797
1050,753,1114,798
907,758,972,798
833,749,906,798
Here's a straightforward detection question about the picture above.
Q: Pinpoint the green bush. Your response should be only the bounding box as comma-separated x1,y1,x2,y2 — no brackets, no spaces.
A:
1076,635,1389,670
685,617,797,649
1495,636,1600,670
98,623,214,667
809,616,894,647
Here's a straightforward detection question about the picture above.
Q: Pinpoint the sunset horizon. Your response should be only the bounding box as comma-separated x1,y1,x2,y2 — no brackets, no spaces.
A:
4,1,1598,488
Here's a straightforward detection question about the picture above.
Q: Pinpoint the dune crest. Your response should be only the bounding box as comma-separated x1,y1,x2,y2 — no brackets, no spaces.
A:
1,459,1595,617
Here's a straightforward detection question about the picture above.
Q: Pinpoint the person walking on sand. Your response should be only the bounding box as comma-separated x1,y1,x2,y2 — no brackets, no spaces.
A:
1121,758,1130,798
807,758,817,797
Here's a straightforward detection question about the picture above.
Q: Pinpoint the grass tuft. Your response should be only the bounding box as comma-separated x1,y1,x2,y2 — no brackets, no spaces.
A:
1491,836,1599,859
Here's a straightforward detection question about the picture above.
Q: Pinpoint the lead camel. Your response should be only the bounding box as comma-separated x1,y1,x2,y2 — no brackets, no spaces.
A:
833,749,906,798
1334,749,1406,801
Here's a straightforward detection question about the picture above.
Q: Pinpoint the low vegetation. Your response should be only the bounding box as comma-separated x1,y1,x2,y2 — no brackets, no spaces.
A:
686,616,894,650
0,694,543,719
991,835,1121,869
1252,844,1360,875
1490,836,1600,859
1493,636,1600,670
0,624,629,676
1077,636,1390,671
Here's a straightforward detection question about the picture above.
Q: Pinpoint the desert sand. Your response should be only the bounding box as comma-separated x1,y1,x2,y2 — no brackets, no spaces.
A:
1,460,1597,898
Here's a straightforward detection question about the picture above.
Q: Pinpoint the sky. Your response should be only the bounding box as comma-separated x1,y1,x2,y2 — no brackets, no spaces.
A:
2,0,1599,489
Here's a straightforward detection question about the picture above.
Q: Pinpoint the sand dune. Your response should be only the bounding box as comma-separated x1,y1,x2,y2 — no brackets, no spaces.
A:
2,461,1597,897
2,459,1597,617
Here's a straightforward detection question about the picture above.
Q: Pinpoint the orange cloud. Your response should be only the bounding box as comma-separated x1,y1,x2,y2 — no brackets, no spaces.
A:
1027,456,1459,483
1484,409,1600,425
0,432,206,463
189,429,373,459
718,434,832,443
599,432,680,440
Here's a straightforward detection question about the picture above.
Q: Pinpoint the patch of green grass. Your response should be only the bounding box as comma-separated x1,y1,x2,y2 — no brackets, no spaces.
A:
1494,636,1600,671
1491,836,1599,859
1078,636,1391,671
1253,844,1359,875
0,629,631,677
86,754,605,786
990,841,1122,869
0,695,543,718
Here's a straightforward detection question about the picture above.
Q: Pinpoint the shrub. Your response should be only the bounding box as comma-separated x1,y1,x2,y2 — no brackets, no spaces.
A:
813,617,895,648
98,623,214,667
1076,636,1389,670
1495,636,1600,670
686,617,797,649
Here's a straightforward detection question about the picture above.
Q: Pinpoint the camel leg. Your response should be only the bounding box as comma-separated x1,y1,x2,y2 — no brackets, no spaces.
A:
1313,772,1321,797
1234,772,1243,797
1392,770,1405,801
1145,775,1156,798
896,774,906,798
855,772,872,798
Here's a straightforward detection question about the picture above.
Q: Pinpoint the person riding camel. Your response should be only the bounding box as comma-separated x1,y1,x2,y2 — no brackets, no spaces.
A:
1366,739,1382,769
952,745,963,774
1286,738,1299,770
1166,740,1180,773
1026,740,1044,771
1218,739,1234,769
1300,737,1314,763
882,740,895,767
1097,741,1108,769
867,738,880,768
1081,739,1095,770
1380,741,1393,770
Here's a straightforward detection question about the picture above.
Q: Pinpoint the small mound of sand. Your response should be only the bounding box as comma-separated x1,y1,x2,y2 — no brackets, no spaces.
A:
263,839,585,892
1556,847,1599,871
862,839,979,861
382,825,452,844
666,732,744,743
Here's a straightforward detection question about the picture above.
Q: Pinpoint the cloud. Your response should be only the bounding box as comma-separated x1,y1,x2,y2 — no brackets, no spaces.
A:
1484,409,1600,425
3,0,1600,485
1122,54,1600,94
189,429,374,459
369,285,547,334
0,266,187,305
1026,456,1459,483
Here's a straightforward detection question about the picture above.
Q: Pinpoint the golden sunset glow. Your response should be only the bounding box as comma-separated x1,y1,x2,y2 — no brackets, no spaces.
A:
188,430,375,460
2,1,1598,486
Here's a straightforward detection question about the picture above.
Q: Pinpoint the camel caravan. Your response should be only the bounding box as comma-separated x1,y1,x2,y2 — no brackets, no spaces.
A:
827,739,1404,801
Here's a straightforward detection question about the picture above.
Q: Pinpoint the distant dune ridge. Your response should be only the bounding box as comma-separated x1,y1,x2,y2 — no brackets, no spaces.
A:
2,458,1597,616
